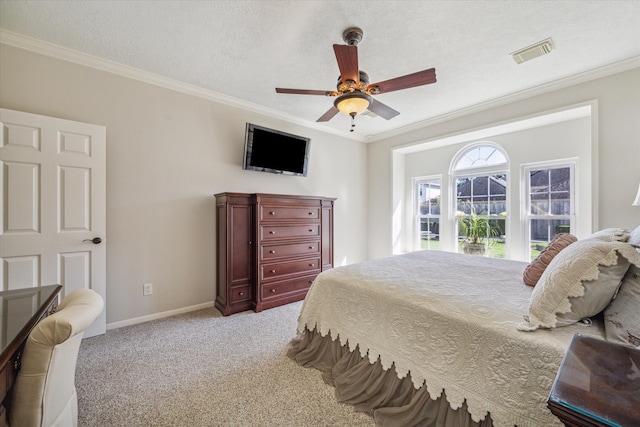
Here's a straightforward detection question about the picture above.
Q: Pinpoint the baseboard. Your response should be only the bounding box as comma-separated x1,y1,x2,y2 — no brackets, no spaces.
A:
106,301,215,330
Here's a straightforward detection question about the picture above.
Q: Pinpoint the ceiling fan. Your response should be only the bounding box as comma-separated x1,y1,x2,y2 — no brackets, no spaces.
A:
276,27,437,132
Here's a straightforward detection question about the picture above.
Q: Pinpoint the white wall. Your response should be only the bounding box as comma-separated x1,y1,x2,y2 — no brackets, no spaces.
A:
0,45,369,325
369,68,640,260
400,117,592,260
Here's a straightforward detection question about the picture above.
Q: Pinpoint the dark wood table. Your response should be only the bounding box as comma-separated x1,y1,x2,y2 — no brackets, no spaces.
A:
548,333,640,427
0,285,62,426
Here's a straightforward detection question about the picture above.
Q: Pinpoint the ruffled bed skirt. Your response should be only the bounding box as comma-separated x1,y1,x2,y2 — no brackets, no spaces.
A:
288,327,494,427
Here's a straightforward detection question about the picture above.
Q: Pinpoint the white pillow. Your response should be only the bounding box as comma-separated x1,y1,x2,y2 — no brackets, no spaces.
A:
582,227,629,242
518,240,640,331
628,225,640,247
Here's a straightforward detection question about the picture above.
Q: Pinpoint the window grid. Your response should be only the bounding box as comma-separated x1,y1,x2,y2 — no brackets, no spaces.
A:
525,164,575,260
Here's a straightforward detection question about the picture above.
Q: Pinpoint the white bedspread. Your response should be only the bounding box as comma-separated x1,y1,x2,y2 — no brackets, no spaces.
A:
297,250,605,427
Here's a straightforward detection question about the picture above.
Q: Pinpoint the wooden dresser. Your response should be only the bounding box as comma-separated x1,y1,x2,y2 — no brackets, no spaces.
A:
0,285,62,426
215,193,335,316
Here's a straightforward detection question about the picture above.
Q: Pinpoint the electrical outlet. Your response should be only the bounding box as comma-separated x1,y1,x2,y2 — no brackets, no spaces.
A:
143,283,153,296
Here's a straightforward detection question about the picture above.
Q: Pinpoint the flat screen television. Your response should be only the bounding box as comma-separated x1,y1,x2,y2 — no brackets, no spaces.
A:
242,123,310,177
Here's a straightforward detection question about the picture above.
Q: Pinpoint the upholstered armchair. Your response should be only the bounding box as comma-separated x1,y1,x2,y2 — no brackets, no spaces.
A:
9,288,104,427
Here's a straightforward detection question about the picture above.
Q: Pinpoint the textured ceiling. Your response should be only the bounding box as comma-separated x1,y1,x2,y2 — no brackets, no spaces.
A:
1,0,639,141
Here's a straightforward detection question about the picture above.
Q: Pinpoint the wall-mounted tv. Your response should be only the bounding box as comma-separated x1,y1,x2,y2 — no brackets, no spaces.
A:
242,123,310,177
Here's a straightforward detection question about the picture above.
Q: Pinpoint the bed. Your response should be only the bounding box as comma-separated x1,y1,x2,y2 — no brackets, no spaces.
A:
288,249,621,427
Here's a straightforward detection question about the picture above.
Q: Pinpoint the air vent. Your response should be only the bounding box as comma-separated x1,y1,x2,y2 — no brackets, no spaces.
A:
511,38,554,64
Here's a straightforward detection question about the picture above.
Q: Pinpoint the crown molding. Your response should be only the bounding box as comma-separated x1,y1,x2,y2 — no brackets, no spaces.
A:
0,30,367,142
365,56,640,143
2,29,637,144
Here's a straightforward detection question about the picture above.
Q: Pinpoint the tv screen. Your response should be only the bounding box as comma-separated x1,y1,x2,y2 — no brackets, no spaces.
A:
242,123,310,177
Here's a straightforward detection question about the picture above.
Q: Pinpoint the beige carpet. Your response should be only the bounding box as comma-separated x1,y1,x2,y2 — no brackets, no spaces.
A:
76,301,375,426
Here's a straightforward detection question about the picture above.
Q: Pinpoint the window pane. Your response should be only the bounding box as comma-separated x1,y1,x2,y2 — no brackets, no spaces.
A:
551,191,570,215
458,175,507,216
530,219,571,260
415,178,441,252
531,198,549,215
489,195,506,215
550,168,570,190
472,176,488,196
420,218,440,250
487,218,506,259
531,169,549,189
454,145,507,171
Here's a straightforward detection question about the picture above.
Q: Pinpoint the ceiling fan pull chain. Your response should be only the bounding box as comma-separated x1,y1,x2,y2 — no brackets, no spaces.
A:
350,112,356,132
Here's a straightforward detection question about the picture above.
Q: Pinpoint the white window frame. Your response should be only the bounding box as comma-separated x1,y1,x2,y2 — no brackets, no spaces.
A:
521,159,577,260
450,142,510,257
412,175,442,251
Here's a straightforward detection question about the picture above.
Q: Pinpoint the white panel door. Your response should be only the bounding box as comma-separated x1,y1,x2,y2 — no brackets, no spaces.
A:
0,108,106,337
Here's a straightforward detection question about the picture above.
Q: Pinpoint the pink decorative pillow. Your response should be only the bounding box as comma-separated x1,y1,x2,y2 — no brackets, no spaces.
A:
523,233,577,287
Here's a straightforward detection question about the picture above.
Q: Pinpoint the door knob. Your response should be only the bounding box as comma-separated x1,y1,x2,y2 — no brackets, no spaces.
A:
83,237,103,244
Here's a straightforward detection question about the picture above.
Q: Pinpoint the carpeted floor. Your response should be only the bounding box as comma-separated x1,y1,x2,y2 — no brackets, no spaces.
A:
76,301,375,426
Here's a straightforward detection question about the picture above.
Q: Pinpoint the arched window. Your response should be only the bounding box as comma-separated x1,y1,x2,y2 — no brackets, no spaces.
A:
453,145,507,171
451,143,509,258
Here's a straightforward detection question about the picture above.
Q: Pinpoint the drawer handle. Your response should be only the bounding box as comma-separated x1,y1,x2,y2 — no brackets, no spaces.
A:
309,246,314,250
308,229,313,232
269,250,276,254
238,292,244,296
270,289,276,293
269,231,276,235
270,269,276,273
270,211,276,216
308,212,313,215
309,263,315,267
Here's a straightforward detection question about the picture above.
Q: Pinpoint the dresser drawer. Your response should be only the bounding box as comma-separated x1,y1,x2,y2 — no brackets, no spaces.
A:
260,275,316,301
260,257,321,281
260,206,320,221
260,224,320,241
260,240,320,261
229,285,252,303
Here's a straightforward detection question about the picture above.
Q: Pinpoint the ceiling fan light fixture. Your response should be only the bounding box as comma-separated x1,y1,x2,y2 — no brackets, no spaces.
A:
334,92,372,116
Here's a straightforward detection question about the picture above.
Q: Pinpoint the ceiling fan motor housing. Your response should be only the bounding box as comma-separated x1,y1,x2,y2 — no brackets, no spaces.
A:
336,71,370,92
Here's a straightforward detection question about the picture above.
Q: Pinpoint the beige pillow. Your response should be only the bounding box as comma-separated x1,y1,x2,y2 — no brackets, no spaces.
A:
604,264,640,346
582,227,629,242
628,225,640,247
517,240,640,331
523,233,577,287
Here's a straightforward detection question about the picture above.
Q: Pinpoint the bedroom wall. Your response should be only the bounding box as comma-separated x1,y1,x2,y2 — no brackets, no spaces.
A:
368,67,640,260
0,45,369,327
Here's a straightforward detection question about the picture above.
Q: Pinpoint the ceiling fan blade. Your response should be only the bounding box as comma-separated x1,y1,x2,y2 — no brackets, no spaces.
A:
276,88,333,96
333,44,359,84
368,68,436,94
317,106,340,122
367,99,400,120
